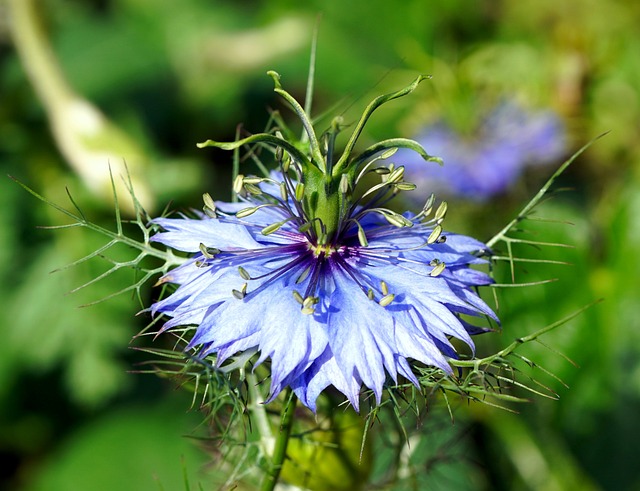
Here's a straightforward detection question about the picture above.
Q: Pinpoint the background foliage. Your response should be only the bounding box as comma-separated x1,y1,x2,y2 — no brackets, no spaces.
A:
1,0,639,489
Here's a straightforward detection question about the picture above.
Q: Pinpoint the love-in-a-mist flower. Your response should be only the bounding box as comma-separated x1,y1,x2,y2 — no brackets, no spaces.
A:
398,101,567,201
151,72,498,411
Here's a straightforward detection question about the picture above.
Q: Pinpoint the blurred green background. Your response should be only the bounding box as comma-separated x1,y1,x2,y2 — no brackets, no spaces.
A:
1,0,639,489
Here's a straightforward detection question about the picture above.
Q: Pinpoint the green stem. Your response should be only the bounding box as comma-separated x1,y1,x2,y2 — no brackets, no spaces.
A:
260,389,297,491
486,135,605,250
247,373,274,457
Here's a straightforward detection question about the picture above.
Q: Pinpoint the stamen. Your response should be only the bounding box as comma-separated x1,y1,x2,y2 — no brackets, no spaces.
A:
379,293,395,307
429,261,446,277
202,192,216,210
435,201,448,221
381,281,389,296
357,222,368,247
279,165,306,219
236,203,281,220
383,211,412,228
339,173,350,194
295,266,312,284
320,131,330,156
238,266,251,280
414,194,441,222
282,153,291,172
244,183,263,195
289,270,319,314
232,283,248,299
317,223,328,245
303,296,318,309
421,194,435,218
386,165,405,183
395,182,416,191
298,295,318,314
202,193,217,217
233,174,245,195
427,225,443,245
354,148,397,184
199,243,220,259
236,206,259,218
262,221,285,235
360,178,397,200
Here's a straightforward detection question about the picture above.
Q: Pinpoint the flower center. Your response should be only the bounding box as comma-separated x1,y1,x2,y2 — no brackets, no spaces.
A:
310,242,336,258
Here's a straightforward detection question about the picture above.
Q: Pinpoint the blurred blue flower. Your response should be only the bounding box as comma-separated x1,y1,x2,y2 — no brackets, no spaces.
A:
150,172,497,412
399,102,567,200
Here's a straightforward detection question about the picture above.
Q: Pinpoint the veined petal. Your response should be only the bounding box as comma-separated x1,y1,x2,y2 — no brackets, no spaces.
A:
393,317,452,374
152,217,261,251
327,269,397,404
291,347,362,412
255,280,330,399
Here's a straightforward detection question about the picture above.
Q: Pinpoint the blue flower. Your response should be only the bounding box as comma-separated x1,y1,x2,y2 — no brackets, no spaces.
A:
399,102,566,200
149,73,498,412
150,175,497,411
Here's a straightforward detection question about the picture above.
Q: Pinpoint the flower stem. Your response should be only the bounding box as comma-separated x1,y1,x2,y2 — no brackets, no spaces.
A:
260,389,297,491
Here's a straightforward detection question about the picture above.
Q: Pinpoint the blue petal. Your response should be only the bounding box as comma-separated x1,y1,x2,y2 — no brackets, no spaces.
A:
152,217,261,251
291,347,362,412
326,269,398,405
393,316,452,374
254,282,329,399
